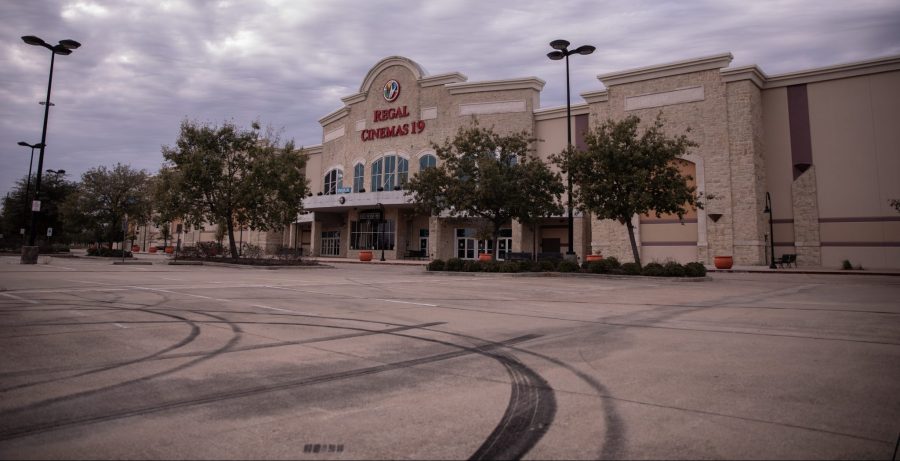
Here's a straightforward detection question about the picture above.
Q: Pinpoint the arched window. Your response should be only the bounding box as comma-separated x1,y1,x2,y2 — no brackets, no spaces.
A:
353,163,365,192
419,154,436,170
323,169,343,195
371,154,409,191
398,157,409,186
371,159,383,191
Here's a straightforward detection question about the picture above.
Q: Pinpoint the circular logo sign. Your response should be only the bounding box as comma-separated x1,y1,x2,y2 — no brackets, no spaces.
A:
382,79,401,102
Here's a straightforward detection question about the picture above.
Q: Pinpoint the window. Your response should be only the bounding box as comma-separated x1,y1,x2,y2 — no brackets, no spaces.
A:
398,157,408,187
323,169,343,195
350,220,395,250
353,163,365,193
320,231,340,256
419,154,436,171
371,154,408,191
384,155,396,191
371,159,382,191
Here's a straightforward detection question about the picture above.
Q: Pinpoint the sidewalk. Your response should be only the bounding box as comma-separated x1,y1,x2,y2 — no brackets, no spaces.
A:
707,264,900,276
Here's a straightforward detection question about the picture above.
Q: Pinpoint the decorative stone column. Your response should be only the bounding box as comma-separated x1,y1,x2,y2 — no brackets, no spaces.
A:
791,166,821,266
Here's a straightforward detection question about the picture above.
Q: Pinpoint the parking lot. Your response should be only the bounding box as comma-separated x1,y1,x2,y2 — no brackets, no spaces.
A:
0,256,898,459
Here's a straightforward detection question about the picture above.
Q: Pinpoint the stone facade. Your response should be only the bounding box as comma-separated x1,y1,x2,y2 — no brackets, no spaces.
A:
146,52,895,269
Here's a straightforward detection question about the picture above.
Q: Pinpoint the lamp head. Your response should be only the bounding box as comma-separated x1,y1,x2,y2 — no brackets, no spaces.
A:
51,46,72,55
549,39,570,50
58,39,81,50
18,141,29,146
21,35,47,47
547,51,565,61
575,45,596,55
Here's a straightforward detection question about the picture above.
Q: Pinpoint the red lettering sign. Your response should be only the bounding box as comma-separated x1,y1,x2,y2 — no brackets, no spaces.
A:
361,120,426,142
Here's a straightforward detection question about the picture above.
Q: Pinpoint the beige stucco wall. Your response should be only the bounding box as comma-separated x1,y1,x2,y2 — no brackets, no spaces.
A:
806,71,900,268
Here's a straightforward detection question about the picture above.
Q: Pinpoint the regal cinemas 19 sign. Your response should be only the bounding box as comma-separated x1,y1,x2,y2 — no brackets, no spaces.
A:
361,79,427,142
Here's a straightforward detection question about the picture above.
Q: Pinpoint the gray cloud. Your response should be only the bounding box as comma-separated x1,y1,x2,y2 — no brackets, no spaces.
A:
1,0,899,201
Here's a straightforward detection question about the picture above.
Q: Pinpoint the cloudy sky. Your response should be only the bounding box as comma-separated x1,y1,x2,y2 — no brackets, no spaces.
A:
2,0,899,200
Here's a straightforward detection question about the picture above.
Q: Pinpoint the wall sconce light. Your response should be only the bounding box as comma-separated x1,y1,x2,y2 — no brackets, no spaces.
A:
708,213,723,222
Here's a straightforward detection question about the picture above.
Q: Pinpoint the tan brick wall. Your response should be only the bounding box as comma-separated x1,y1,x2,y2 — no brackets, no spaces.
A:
791,166,822,266
726,80,768,265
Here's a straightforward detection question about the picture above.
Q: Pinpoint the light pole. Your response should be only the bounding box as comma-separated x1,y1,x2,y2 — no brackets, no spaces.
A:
20,35,80,264
548,39,594,260
377,202,386,261
16,141,44,237
764,192,776,269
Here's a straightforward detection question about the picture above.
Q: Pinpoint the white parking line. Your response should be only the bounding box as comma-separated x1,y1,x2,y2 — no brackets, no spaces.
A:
374,299,438,307
0,292,39,304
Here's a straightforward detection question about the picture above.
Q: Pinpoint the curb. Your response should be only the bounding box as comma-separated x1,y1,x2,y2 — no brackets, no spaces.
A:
707,268,900,276
112,261,154,265
170,260,335,270
423,271,710,282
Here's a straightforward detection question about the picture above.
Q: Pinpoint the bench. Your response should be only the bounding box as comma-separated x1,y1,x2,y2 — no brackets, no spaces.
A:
404,249,427,260
777,253,797,268
506,252,532,261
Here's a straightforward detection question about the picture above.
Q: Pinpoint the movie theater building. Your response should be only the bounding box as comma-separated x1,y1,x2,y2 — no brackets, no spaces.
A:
293,53,900,269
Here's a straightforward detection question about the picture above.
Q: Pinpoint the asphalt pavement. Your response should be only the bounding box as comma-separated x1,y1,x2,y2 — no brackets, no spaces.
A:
0,255,898,459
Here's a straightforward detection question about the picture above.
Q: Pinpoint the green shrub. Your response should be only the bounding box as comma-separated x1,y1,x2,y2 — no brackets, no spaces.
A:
663,261,686,277
539,260,557,272
427,259,446,271
603,256,621,270
526,260,543,272
841,259,853,270
87,247,132,258
684,262,707,277
585,257,622,274
499,261,519,273
641,262,665,276
480,261,499,272
558,260,580,273
621,262,641,275
463,260,482,272
445,258,464,271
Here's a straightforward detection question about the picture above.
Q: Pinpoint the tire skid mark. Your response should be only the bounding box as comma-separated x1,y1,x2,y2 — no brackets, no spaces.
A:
469,352,556,460
0,322,445,381
0,307,201,393
0,334,541,441
0,309,242,419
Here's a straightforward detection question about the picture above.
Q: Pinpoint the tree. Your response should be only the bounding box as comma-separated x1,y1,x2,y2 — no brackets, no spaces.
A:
159,119,308,259
891,199,900,213
61,164,151,248
553,114,700,267
1,171,76,246
515,158,565,260
405,124,564,261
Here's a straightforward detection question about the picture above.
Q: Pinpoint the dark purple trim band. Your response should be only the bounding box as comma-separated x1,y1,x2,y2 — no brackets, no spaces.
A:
772,219,795,224
821,241,900,247
819,216,900,223
787,84,813,180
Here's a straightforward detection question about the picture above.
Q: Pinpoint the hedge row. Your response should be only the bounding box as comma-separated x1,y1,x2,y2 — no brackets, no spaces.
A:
87,247,132,258
427,257,706,277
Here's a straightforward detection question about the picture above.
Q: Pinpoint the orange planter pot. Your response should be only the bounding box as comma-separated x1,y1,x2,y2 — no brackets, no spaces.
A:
165,246,175,254
714,255,733,269
586,254,603,262
132,245,141,252
359,250,373,262
148,247,158,254
478,253,492,262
